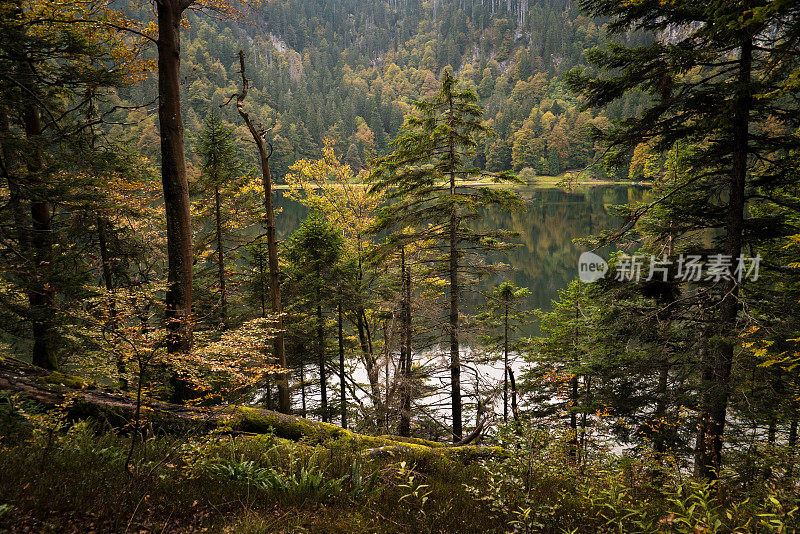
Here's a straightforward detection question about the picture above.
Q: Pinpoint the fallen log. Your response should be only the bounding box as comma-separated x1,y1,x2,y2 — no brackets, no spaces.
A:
0,357,506,462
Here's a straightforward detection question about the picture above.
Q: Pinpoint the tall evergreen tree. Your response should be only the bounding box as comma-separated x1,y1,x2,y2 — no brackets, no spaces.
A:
566,0,800,478
284,213,345,423
195,112,245,330
370,71,523,441
0,0,138,369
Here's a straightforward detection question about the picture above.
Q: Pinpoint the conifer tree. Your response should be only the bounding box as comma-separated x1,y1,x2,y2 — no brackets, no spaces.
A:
370,70,523,441
284,213,345,423
0,0,140,369
195,112,245,330
566,0,800,478
476,281,531,423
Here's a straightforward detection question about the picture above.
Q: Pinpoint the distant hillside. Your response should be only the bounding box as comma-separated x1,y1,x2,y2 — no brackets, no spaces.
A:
111,0,650,180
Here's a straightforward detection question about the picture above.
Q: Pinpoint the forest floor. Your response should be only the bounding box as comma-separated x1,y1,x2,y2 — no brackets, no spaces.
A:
0,360,796,533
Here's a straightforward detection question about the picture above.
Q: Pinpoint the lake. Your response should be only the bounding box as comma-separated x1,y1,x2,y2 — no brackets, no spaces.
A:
275,184,649,317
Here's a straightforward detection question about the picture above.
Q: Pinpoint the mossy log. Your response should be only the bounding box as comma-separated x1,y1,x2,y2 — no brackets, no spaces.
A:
0,357,505,462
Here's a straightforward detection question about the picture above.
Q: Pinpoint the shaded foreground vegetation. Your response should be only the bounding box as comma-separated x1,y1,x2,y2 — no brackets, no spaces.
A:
1,360,798,533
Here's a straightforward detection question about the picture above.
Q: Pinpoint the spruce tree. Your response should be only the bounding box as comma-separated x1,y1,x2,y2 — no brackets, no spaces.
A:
476,281,531,423
566,0,800,478
370,70,523,441
283,213,345,423
195,112,245,330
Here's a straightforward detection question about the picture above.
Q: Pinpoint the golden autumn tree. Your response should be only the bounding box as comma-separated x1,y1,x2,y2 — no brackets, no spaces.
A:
286,140,384,427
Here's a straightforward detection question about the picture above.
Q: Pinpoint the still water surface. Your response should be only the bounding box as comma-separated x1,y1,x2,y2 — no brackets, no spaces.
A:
275,185,649,314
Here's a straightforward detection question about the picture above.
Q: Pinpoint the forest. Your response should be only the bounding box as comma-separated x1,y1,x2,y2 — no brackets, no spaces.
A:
1,0,799,532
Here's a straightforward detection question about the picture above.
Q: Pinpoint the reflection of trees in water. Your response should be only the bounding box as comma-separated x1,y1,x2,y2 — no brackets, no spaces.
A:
477,186,649,316
276,186,650,318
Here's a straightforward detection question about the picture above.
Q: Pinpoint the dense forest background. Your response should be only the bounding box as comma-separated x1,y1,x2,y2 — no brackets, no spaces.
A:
113,0,648,180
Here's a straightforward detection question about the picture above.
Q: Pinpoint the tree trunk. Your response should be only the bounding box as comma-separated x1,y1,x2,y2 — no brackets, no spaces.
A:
265,379,272,411
338,289,346,429
508,366,520,423
24,105,57,370
399,247,412,436
0,109,29,255
0,356,506,462
300,360,307,418
695,34,752,481
788,415,798,479
318,302,328,422
447,89,462,442
96,216,126,389
569,300,579,464
653,360,669,456
214,186,227,329
503,304,509,423
357,308,384,427
569,373,579,465
157,0,193,356
235,50,290,414
579,375,591,470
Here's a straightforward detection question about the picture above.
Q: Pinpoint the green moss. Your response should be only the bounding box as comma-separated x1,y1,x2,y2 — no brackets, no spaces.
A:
223,406,507,471
377,435,446,448
224,406,351,443
37,371,93,389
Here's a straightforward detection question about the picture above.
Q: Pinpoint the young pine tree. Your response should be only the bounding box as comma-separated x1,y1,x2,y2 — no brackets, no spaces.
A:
194,112,245,330
476,281,532,423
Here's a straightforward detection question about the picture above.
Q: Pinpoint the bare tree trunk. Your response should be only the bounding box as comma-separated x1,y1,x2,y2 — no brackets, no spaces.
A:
24,105,57,370
357,308,384,427
157,0,193,356
235,50,290,414
300,360,307,418
214,186,227,329
695,34,751,481
503,303,509,423
508,366,520,423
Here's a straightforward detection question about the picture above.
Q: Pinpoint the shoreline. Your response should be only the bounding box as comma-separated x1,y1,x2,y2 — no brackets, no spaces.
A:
273,178,651,190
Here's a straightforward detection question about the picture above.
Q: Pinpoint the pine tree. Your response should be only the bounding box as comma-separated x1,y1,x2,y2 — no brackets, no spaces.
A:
370,70,523,441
